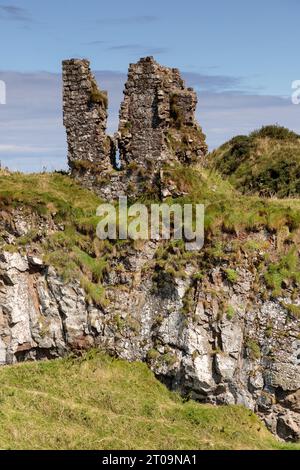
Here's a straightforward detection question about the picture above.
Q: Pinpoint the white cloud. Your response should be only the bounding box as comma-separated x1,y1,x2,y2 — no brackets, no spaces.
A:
197,91,300,148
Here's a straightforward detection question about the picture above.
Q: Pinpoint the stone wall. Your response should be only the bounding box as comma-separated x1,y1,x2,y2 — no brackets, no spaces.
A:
118,56,207,169
62,59,114,184
62,57,208,200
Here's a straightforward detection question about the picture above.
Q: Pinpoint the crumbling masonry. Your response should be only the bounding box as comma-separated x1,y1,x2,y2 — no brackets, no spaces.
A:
63,56,208,200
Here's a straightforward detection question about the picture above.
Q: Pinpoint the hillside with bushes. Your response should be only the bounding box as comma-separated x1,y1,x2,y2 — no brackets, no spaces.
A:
208,125,300,197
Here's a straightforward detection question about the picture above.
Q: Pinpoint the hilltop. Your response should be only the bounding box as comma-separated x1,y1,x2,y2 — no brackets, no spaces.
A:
208,125,300,197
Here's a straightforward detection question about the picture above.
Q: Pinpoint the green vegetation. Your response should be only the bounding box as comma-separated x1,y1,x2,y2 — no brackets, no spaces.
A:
80,277,107,307
209,125,300,197
0,351,298,450
1,164,300,304
162,165,300,236
264,248,300,297
90,80,108,108
0,128,300,450
224,268,239,284
281,302,300,319
153,240,196,280
158,164,300,301
250,125,300,141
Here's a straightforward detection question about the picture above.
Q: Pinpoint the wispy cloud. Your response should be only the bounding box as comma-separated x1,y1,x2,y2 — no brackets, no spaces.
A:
83,40,106,46
107,44,168,55
0,144,64,154
97,15,158,25
182,72,243,92
0,4,32,23
108,44,142,51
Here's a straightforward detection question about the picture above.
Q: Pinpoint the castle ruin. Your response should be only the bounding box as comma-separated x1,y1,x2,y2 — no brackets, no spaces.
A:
63,56,208,200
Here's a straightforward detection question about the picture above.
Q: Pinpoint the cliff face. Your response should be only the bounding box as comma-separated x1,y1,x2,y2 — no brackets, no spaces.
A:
0,210,299,442
208,126,300,198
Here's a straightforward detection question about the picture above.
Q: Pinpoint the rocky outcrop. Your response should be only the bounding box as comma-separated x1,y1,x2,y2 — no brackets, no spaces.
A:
1,244,299,442
62,57,207,200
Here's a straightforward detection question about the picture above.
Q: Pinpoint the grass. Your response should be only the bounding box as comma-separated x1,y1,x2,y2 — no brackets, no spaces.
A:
162,165,300,237
0,171,101,216
90,79,108,108
280,302,300,319
208,125,300,197
225,305,236,320
157,164,300,303
246,340,261,361
0,351,298,450
224,268,239,284
264,247,300,297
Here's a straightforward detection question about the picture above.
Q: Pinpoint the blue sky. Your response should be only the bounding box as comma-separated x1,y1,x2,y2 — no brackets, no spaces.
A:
0,0,299,171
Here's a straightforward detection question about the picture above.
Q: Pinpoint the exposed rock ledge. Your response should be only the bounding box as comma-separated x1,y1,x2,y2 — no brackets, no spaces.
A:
0,250,299,442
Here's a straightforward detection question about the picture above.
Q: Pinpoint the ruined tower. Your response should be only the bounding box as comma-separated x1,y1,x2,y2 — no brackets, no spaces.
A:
62,56,208,200
118,56,207,170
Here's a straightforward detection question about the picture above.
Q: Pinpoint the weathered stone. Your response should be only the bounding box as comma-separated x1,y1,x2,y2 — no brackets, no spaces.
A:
283,390,300,413
27,256,44,268
215,354,237,380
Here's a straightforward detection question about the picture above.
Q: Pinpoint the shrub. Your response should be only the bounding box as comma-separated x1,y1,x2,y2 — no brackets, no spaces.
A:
208,125,300,197
250,125,300,141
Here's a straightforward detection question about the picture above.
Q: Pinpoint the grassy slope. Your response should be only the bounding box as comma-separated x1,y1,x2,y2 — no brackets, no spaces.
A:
208,126,300,197
1,168,300,301
0,351,298,450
